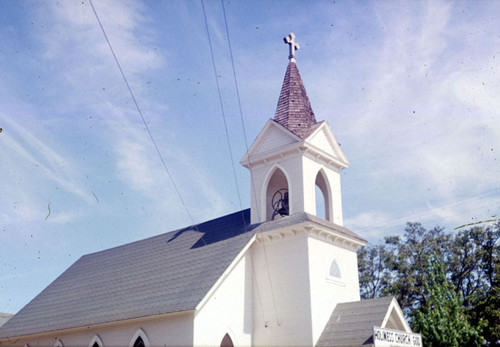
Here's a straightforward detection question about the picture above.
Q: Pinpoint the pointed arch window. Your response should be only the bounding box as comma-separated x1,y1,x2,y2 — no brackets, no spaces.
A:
133,337,145,347
129,329,149,347
327,259,345,286
89,335,104,347
220,333,234,347
315,170,331,221
329,259,341,278
265,167,289,221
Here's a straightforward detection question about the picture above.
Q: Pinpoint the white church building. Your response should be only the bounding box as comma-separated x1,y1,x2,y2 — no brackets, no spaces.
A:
0,34,420,347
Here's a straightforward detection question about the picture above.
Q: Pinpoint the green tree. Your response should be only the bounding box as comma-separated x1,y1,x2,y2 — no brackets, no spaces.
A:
450,223,500,346
357,221,500,345
358,244,392,299
383,223,450,315
412,258,484,347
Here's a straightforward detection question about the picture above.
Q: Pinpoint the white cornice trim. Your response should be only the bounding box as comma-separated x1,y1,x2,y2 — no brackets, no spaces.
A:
302,144,349,170
241,142,304,168
254,221,365,251
305,121,349,164
241,130,349,171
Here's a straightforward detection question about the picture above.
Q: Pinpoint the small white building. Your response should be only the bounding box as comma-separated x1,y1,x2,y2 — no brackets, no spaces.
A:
0,34,419,347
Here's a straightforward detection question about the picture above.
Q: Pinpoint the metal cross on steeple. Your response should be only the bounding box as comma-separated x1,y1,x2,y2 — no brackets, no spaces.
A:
283,32,300,62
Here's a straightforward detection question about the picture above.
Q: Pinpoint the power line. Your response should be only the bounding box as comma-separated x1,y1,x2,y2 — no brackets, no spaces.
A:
88,0,197,226
216,0,278,325
200,0,244,214
354,188,500,233
218,1,282,325
220,0,261,222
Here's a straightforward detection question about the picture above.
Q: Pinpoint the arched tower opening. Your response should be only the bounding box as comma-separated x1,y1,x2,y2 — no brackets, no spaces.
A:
315,170,331,221
265,167,289,221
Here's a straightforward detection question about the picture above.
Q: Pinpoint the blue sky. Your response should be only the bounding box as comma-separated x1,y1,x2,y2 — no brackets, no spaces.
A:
1,0,499,314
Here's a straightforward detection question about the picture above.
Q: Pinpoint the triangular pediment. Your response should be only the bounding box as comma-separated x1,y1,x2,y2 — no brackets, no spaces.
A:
304,122,349,168
240,119,302,167
381,297,412,332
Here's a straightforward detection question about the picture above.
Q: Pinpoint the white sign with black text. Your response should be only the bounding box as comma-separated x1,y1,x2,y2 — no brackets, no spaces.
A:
373,326,423,347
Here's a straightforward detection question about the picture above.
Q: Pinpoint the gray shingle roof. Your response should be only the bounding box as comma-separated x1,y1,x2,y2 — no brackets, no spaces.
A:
0,209,365,339
0,210,254,338
316,296,395,347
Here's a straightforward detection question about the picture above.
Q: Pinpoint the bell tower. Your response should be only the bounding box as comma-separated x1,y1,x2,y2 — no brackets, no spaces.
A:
241,33,349,225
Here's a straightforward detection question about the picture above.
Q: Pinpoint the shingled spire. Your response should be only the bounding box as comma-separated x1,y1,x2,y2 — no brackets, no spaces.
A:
274,33,317,139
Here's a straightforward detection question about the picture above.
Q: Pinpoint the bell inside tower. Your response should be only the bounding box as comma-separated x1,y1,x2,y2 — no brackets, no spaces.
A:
265,168,289,221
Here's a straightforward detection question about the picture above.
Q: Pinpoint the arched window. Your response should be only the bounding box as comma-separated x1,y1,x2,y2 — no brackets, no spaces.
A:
129,329,149,347
329,259,341,278
89,335,104,347
220,333,234,347
133,337,145,347
315,170,331,221
265,167,289,221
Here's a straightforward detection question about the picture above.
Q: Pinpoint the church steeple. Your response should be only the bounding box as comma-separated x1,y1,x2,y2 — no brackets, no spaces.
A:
274,33,317,139
241,33,349,225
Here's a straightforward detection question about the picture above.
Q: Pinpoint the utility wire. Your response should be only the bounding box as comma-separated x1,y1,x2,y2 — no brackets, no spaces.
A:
219,0,279,325
200,0,244,214
89,0,197,226
356,188,500,233
220,0,261,222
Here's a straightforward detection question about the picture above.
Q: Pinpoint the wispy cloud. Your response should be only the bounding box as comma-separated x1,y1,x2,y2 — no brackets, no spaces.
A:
317,1,500,237
0,0,167,238
32,0,164,112
99,105,232,226
0,113,93,228
349,191,500,242
345,211,398,241
1,115,90,200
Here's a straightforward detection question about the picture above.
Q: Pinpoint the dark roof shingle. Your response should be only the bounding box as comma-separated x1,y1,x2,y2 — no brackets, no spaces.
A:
0,210,254,338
